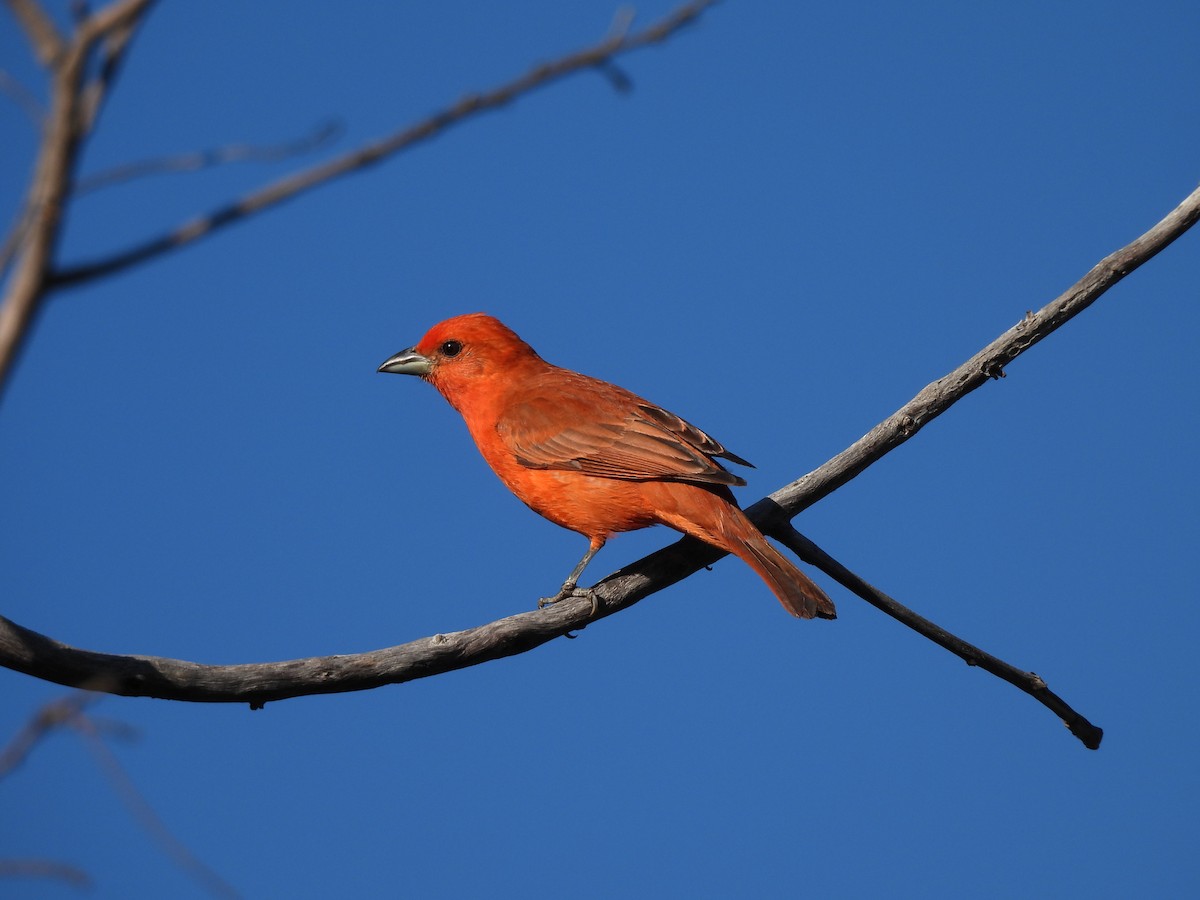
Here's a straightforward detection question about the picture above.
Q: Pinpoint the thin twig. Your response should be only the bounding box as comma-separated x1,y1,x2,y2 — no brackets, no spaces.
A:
0,692,99,777
4,0,65,66
77,1,152,131
70,713,241,898
0,199,35,286
773,525,1103,749
0,69,45,124
0,692,238,897
48,0,717,288
0,858,92,889
0,0,156,393
74,119,344,194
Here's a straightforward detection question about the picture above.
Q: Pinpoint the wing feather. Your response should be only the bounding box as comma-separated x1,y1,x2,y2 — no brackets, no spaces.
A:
496,371,751,487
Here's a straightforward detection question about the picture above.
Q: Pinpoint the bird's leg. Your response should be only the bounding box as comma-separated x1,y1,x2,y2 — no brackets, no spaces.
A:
538,538,605,616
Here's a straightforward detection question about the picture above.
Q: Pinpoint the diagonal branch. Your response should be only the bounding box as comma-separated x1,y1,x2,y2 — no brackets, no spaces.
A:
69,710,240,898
767,181,1200,518
2,182,1196,747
47,0,717,289
0,69,45,124
76,0,154,132
773,525,1103,749
0,858,92,889
0,29,94,391
0,692,238,897
0,691,99,777
4,0,65,66
0,0,155,393
73,119,344,194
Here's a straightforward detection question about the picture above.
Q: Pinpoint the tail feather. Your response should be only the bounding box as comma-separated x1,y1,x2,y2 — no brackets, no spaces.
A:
655,488,837,619
735,532,837,620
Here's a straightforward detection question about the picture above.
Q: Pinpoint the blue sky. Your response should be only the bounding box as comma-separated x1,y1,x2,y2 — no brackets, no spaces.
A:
2,1,1198,897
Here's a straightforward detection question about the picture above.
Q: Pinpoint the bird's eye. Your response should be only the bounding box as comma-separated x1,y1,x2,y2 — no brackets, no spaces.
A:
440,340,463,357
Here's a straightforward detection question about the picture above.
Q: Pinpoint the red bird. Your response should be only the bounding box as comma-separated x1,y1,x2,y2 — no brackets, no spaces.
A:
379,313,835,620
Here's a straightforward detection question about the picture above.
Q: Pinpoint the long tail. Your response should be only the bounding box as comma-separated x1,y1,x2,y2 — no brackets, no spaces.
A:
655,486,837,620
732,525,837,619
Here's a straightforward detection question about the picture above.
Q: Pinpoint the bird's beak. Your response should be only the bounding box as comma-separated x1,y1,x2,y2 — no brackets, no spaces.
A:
378,347,433,376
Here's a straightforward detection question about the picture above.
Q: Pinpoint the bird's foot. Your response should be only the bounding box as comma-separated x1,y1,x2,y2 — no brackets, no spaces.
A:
538,581,599,617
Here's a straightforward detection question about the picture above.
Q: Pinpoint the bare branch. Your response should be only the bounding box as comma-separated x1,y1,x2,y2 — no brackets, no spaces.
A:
0,692,98,778
768,182,1200,518
74,119,344,194
0,0,156,392
0,34,92,391
0,858,92,889
4,0,65,67
773,525,1104,749
76,0,156,132
76,0,152,43
1,182,1196,747
0,200,36,285
48,0,718,288
0,692,237,897
0,69,44,124
70,712,241,898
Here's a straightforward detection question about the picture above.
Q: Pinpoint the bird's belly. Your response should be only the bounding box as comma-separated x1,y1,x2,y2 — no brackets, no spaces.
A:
500,469,658,538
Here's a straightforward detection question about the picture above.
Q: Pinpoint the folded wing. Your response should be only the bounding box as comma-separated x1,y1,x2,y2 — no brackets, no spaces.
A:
497,372,752,487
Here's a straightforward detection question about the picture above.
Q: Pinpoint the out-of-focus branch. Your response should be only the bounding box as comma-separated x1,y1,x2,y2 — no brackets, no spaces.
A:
0,0,155,392
0,859,92,890
0,0,715,400
74,119,344,194
0,29,92,391
70,712,241,898
2,182,1196,748
48,0,718,288
0,69,44,124
4,0,64,66
0,692,239,898
78,5,143,130
0,691,98,777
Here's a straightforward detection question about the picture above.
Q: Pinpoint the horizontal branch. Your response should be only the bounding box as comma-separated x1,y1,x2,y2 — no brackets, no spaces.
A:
49,0,717,288
3,181,1197,749
0,859,92,890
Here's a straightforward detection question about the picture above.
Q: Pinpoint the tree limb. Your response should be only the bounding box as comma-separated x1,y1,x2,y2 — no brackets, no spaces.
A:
73,119,344,194
0,691,237,897
76,0,155,132
0,858,92,890
766,182,1200,517
0,27,93,391
47,0,718,289
4,0,65,66
0,0,715,399
69,708,241,898
0,0,155,392
0,69,45,125
0,691,98,777
773,525,1104,749
2,182,1196,747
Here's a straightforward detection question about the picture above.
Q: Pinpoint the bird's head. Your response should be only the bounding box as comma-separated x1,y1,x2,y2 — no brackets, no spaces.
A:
378,313,543,411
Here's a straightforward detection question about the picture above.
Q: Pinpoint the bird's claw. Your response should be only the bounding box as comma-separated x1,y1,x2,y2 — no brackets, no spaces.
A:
538,582,599,617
